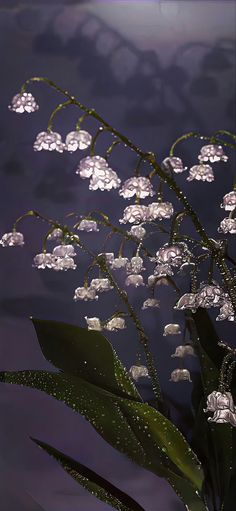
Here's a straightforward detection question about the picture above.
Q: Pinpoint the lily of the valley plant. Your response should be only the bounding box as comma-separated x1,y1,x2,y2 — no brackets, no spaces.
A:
1,77,236,511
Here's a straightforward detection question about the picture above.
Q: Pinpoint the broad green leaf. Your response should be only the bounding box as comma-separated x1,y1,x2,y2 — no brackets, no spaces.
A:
31,318,140,401
32,438,146,511
0,369,206,510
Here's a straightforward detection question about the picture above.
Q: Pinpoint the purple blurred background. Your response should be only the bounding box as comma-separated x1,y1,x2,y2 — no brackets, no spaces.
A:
0,1,236,510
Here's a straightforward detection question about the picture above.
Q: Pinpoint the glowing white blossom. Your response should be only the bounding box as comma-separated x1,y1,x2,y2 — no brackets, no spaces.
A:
77,219,99,232
207,409,236,426
119,205,149,224
221,191,236,211
196,283,224,308
85,317,102,331
218,218,236,234
187,164,214,182
163,323,181,336
162,157,187,174
126,256,145,274
34,131,65,153
170,369,192,382
104,317,126,331
125,274,145,287
0,231,24,247
128,225,146,239
89,167,121,191
174,293,198,312
90,278,113,292
142,298,160,310
119,177,154,199
74,286,98,301
198,144,228,163
204,391,236,426
129,365,149,381
9,92,39,113
111,257,129,269
155,243,191,268
47,228,63,241
171,345,195,358
33,253,54,269
52,244,76,258
147,202,174,221
76,156,108,179
65,130,92,152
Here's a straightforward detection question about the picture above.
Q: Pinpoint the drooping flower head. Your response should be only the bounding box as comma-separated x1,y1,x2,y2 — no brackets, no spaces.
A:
163,323,181,336
198,144,228,163
221,191,236,211
129,365,149,381
119,205,149,224
85,317,102,331
89,167,121,191
142,298,160,310
74,286,98,301
155,243,191,269
34,131,65,153
9,92,39,113
187,164,214,182
147,202,174,220
170,369,192,382
126,256,145,274
125,274,145,287
90,278,113,293
77,219,99,232
76,156,108,179
128,225,146,239
196,282,224,308
65,130,92,152
162,157,187,174
0,231,24,247
174,293,198,313
218,218,236,234
171,345,195,358
104,317,126,331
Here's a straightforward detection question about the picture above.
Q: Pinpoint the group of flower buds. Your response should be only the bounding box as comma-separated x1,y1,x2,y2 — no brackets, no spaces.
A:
162,144,228,184
74,277,113,302
204,390,236,427
77,156,121,191
175,282,235,322
218,190,236,234
33,244,77,271
148,242,193,281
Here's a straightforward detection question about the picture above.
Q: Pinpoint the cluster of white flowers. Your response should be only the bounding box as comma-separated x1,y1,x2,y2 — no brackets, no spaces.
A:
129,364,149,381
151,243,192,279
169,368,192,382
34,129,92,153
218,190,236,234
171,345,195,358
33,244,77,271
77,219,99,232
163,323,181,336
85,316,126,332
119,202,174,224
162,156,187,174
77,156,121,191
187,164,214,183
175,283,235,322
198,144,228,163
119,177,154,199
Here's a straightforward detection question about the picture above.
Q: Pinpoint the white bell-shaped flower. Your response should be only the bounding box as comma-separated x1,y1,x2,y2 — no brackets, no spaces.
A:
128,225,146,239
142,298,160,310
34,131,65,153
216,298,235,322
129,364,149,381
0,231,24,247
221,191,236,211
218,218,236,234
170,368,192,382
171,345,195,358
33,253,54,269
196,283,224,308
187,164,214,182
155,243,191,268
119,177,154,199
111,257,129,270
119,205,149,224
148,202,174,220
90,278,113,292
163,323,181,336
198,144,228,163
65,130,92,152
85,317,102,331
125,274,145,287
89,167,121,191
51,256,77,271
52,244,76,258
77,219,99,232
174,293,198,312
8,92,39,113
153,264,174,278
204,391,235,413
104,317,126,331
162,157,187,174
126,256,145,274
76,156,108,179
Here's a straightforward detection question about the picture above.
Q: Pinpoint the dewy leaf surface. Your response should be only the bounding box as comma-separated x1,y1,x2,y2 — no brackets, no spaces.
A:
32,438,146,511
31,318,140,401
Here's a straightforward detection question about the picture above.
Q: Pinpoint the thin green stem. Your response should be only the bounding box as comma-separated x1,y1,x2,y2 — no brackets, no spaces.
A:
47,100,74,132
